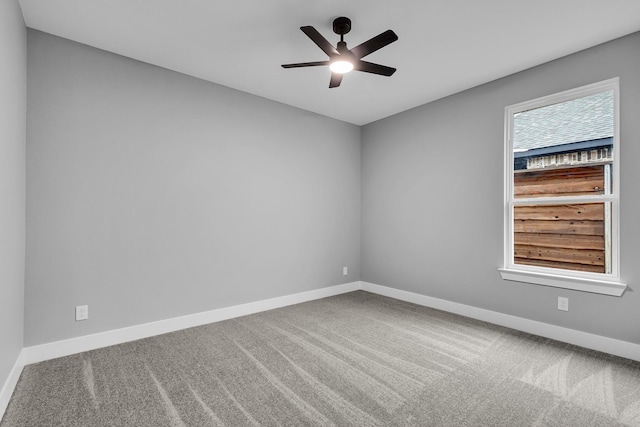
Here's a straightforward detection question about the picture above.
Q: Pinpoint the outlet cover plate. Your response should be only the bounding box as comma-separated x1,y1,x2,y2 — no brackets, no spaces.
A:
557,297,569,312
76,305,88,321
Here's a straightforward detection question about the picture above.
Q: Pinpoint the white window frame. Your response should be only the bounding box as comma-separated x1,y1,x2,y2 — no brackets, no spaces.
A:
498,78,626,296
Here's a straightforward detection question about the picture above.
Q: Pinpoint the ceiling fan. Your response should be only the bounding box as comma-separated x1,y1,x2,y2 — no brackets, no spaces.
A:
281,17,398,88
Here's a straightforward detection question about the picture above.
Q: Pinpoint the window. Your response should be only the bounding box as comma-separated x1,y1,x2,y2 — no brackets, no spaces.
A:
499,79,626,296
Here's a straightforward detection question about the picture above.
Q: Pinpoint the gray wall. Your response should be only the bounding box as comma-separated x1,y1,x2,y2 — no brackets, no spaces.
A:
23,26,640,349
0,0,26,387
26,30,361,346
362,31,640,344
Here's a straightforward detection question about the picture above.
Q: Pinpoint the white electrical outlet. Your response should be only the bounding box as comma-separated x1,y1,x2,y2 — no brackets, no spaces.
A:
343,266,348,276
557,297,569,312
75,305,89,321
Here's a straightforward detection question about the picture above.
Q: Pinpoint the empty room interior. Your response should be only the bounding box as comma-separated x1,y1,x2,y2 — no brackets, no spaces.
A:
3,0,640,425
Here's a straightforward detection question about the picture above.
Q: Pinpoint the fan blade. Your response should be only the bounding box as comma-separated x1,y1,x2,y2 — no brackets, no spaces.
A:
329,73,343,88
301,26,339,57
354,60,396,76
281,61,330,69
350,30,398,59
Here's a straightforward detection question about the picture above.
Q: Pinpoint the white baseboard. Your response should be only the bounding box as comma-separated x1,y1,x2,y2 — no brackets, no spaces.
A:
22,281,360,365
0,350,24,421
361,281,640,362
19,279,640,368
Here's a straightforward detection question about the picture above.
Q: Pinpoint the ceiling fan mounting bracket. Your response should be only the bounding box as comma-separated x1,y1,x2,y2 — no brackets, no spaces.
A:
332,17,351,36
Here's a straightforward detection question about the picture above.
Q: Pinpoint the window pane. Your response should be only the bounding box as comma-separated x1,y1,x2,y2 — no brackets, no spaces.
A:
513,202,610,273
513,91,614,199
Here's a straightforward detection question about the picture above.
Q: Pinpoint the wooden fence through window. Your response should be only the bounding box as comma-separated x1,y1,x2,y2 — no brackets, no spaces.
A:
513,165,608,273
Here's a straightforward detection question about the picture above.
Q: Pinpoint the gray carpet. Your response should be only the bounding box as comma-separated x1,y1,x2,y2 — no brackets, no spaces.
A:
3,291,640,426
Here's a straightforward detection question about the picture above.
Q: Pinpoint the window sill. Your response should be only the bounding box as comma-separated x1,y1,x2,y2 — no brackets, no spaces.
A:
498,268,627,296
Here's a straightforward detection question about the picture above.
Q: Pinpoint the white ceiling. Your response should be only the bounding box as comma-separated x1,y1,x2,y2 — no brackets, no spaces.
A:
17,0,640,125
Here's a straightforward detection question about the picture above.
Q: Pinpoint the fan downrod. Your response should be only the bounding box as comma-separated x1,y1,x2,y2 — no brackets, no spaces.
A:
332,17,351,36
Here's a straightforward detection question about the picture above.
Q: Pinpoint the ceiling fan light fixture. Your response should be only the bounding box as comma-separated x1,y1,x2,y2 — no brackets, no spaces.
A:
329,60,354,74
